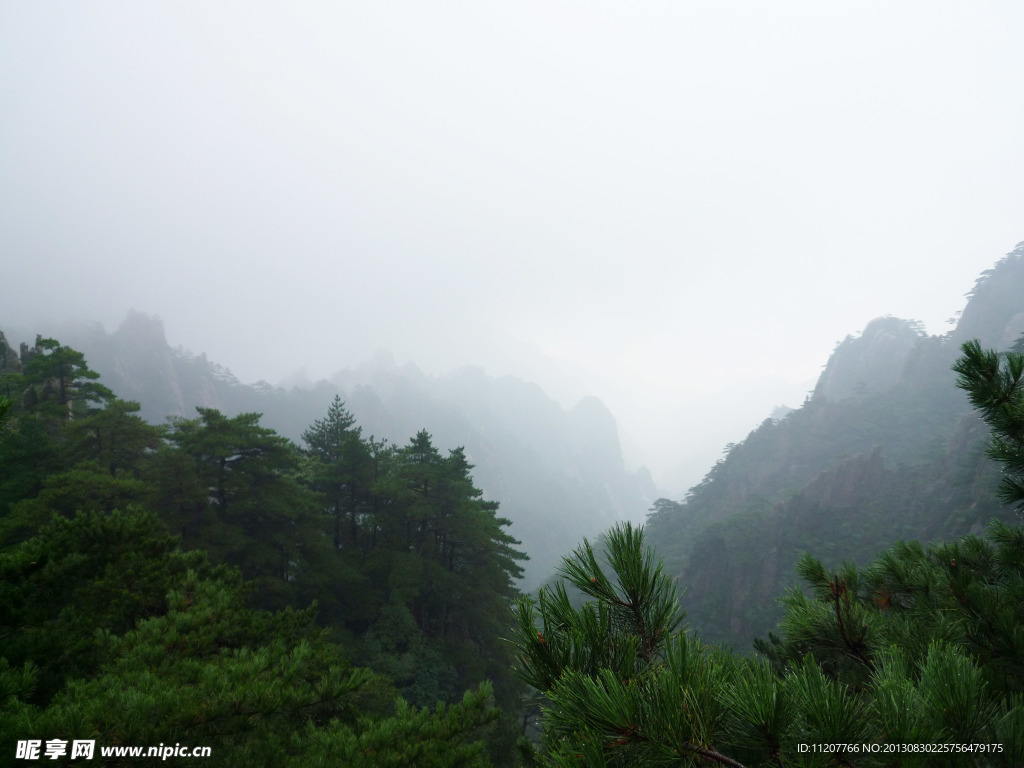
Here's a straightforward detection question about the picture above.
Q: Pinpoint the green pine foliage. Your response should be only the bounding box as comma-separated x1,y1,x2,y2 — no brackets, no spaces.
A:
0,510,499,767
514,522,1024,767
64,398,163,475
302,394,371,552
18,336,114,420
153,407,322,607
0,335,525,766
953,340,1024,508
0,507,211,703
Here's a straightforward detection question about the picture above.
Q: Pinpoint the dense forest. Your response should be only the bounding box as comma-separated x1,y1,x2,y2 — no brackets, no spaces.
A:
3,248,1024,765
0,340,528,765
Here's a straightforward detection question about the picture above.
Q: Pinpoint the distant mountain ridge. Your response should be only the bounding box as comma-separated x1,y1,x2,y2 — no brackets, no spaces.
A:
0,311,656,587
647,242,1024,648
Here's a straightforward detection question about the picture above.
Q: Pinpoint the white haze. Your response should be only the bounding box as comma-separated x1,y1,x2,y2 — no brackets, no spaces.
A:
3,2,1023,492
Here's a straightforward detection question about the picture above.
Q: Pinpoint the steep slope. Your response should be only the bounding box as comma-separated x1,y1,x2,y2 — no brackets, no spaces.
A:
0,314,655,587
647,242,1024,649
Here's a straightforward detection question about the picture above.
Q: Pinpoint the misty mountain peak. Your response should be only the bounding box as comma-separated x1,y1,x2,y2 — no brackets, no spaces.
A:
113,310,169,350
953,242,1024,349
812,316,923,402
570,394,615,424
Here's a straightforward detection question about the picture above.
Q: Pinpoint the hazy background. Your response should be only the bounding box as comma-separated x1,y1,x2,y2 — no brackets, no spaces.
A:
3,2,1023,492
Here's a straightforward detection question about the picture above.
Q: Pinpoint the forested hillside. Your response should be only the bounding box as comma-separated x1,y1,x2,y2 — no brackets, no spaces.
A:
5,311,656,588
0,343,529,765
647,244,1024,648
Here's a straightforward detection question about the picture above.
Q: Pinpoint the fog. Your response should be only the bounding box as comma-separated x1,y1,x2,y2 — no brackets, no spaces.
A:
3,2,1023,490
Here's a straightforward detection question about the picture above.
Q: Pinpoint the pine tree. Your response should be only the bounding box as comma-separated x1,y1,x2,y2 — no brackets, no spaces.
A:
156,408,320,605
19,337,113,419
514,522,1024,767
0,338,114,518
513,524,765,767
302,395,370,550
361,431,527,709
65,398,163,476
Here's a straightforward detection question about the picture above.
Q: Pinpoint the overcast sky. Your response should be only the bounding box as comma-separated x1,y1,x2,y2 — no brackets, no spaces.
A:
3,2,1023,489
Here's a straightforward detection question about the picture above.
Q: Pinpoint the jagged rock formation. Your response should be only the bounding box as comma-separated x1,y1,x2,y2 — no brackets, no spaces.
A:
0,331,19,371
